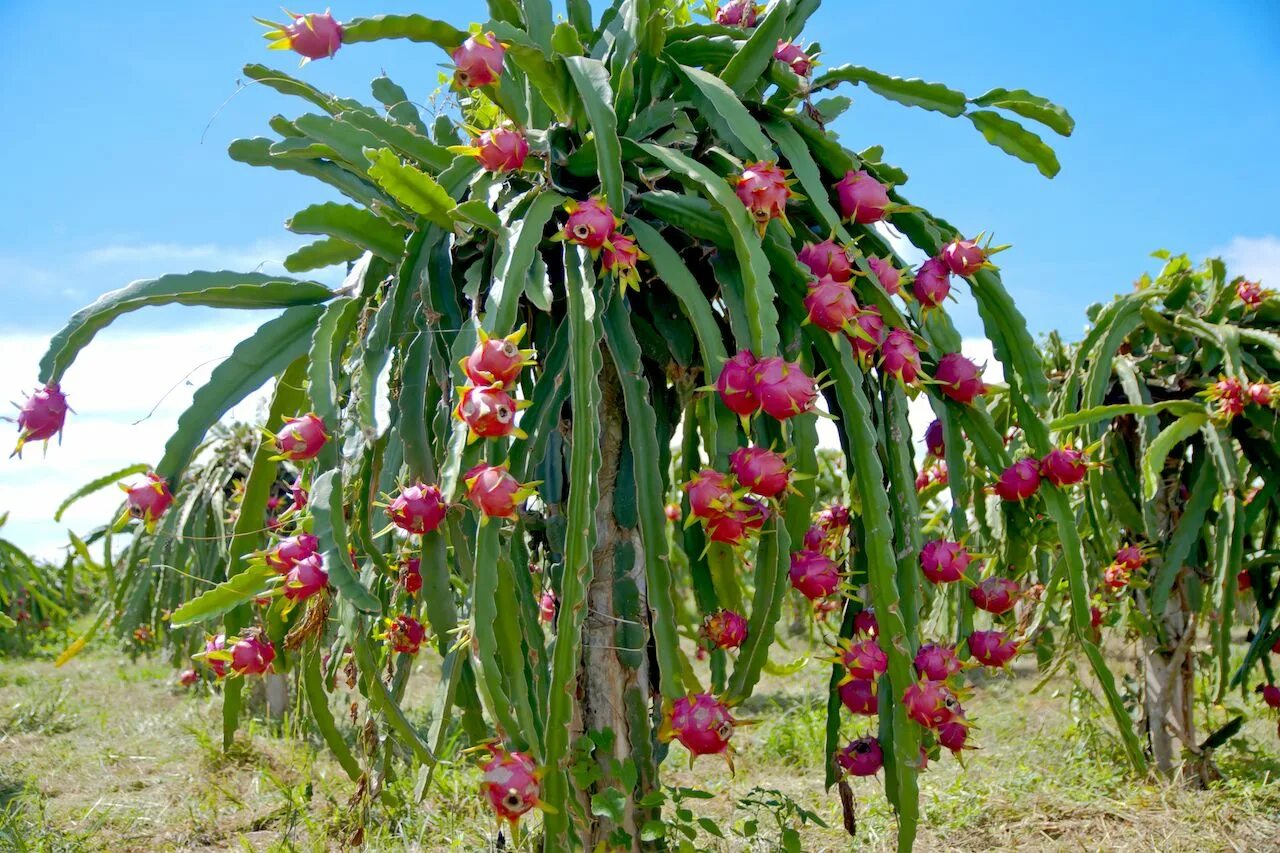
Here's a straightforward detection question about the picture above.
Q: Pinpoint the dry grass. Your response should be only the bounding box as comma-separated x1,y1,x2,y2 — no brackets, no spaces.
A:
1,644,1277,851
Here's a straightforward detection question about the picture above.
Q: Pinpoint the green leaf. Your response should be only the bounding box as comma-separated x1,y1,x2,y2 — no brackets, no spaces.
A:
1142,412,1209,500
229,137,401,216
286,202,406,260
1048,400,1204,432
311,470,382,614
677,64,774,161
966,110,1061,177
365,147,456,228
814,64,967,115
38,271,332,383
168,564,276,626
719,0,792,95
284,237,364,273
489,189,563,333
370,74,424,129
341,14,466,48
564,56,625,208
337,108,453,172
971,87,1075,136
54,463,150,522
242,63,349,114
451,199,504,233
590,788,627,823
0,612,15,630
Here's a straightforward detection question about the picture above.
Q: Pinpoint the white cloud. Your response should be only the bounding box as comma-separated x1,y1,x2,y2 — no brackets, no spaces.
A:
1213,235,1280,285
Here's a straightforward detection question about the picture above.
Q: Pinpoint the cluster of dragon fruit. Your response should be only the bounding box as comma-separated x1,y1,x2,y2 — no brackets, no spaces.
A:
10,0,1280,830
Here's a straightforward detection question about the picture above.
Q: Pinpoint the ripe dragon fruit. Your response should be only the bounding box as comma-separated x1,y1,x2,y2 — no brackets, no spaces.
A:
264,533,319,574
803,524,826,552
934,353,985,404
716,350,761,419
472,126,528,173
463,326,535,388
702,609,749,650
880,328,922,385
919,539,972,584
481,747,542,825
1090,605,1104,628
838,678,878,716
798,238,852,281
994,458,1042,502
730,446,792,498
866,255,902,296
538,590,557,623
967,629,1019,667
387,483,448,535
602,232,648,293
715,0,760,27
1103,563,1131,590
272,413,329,461
120,472,174,529
683,469,737,519
1113,545,1148,570
854,608,879,637
1207,376,1245,419
847,305,887,362
912,257,952,309
452,32,506,88
835,169,890,224
204,634,229,678
836,736,884,777
941,237,987,276
283,553,328,603
735,161,794,232
664,503,681,522
456,383,525,442
839,637,888,679
463,463,536,521
178,669,199,687
752,357,819,420
1262,684,1280,709
1248,381,1276,407
230,632,275,676
1238,569,1252,593
914,642,962,681
707,496,768,546
11,382,69,456
660,694,741,768
924,419,945,458
1040,446,1088,486
258,11,343,60
804,276,860,333
773,40,813,76
291,483,309,511
902,680,960,728
817,503,850,532
937,719,971,754
789,549,841,600
1236,279,1268,309
562,197,618,250
399,557,423,596
969,576,1020,615
384,614,427,655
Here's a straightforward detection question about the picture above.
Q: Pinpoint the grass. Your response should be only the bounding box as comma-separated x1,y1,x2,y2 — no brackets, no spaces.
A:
0,641,1276,851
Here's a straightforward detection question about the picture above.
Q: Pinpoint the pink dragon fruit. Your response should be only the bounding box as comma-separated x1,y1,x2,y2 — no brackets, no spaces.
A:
660,694,740,766
384,614,427,655
1040,447,1088,486
803,524,825,552
835,170,890,224
836,736,884,776
937,719,971,754
178,668,199,687
880,328,922,384
1238,569,1253,593
914,642,962,681
902,680,960,728
840,637,888,679
729,446,792,498
702,609,749,650
798,238,852,281
969,576,1019,615
912,257,952,309
1103,563,1131,590
773,40,812,76
463,463,535,520
1236,279,1268,309
264,533,319,574
684,469,736,519
1091,605,1104,628
715,0,759,27
924,419,945,458
1208,377,1245,419
291,483,309,510
705,510,748,546
464,326,534,388
866,255,901,295
272,413,329,461
400,557,423,596
204,634,229,678
562,197,618,250
854,608,878,637
919,539,972,584
481,747,542,825
967,629,1019,667
259,11,344,60
229,632,275,676
735,161,794,232
838,678,878,716
121,472,174,528
739,495,771,533
994,458,1041,501
817,503,850,532
1248,381,1276,407
452,32,506,88
602,232,647,293
789,550,840,600
1262,684,1280,709
387,483,448,535
716,350,761,419
752,357,819,420
664,503,681,522
846,305,886,361
283,553,328,602
473,126,528,173
538,590,557,623
12,382,69,456
1114,545,1148,570
804,276,860,333
934,353,985,404
941,237,987,277
456,383,524,441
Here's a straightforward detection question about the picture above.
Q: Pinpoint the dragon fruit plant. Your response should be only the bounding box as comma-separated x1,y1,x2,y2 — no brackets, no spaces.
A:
1043,253,1280,781
16,1,1088,848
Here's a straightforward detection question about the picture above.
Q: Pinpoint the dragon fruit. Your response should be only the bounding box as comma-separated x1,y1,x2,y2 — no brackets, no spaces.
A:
817,503,850,532
880,328,922,384
840,637,888,679
387,483,448,535
684,469,736,519
941,237,987,276
934,353,985,404
789,550,840,600
121,472,174,528
924,419,945,458
463,326,534,389
969,576,1019,615
384,614,427,655
463,463,536,520
937,719,971,754
204,634,229,678
804,276,860,333
716,350,761,419
660,694,740,766
1248,382,1275,407
702,609,748,650
602,232,647,293
178,668,199,687
1103,563,1131,590
730,446,792,498
452,32,506,88
272,413,329,461
837,736,884,777
994,458,1041,502
472,126,528,173
715,0,759,27
291,483,309,510
399,557,423,596
919,539,972,584
798,239,852,281
838,678,879,716
538,591,557,623
835,170,890,224
803,525,825,552
664,503,681,522
481,747,542,825
912,257,952,309
562,197,618,250
847,305,887,361
1262,684,1280,709
1040,447,1088,486
854,609,879,637
1236,279,1267,309
866,255,902,295
773,40,812,76
12,382,69,456
902,680,960,728
967,629,1019,667
914,643,962,681
264,533,319,574
752,357,819,420
1208,377,1245,419
283,553,328,602
456,383,524,441
259,11,343,60
1238,569,1252,593
735,161,794,232
1114,545,1147,570
705,510,748,546
230,632,275,676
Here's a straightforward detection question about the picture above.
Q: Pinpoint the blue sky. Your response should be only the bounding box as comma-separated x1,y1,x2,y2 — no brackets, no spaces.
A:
2,0,1278,553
